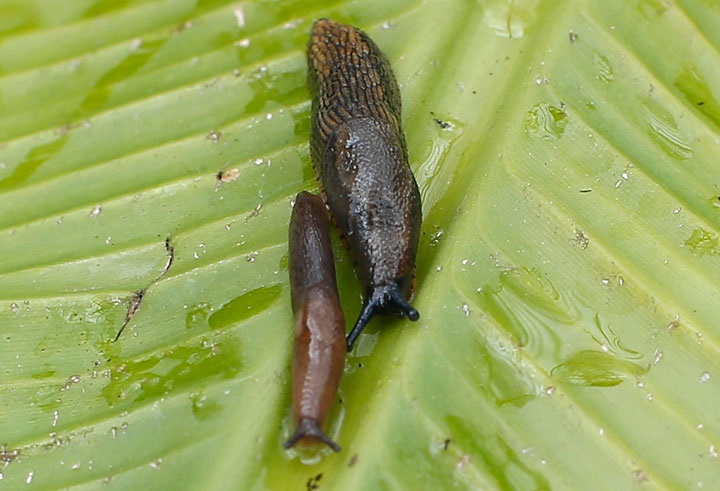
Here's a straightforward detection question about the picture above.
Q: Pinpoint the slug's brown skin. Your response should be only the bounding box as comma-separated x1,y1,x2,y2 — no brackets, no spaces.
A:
285,191,346,452
308,19,422,351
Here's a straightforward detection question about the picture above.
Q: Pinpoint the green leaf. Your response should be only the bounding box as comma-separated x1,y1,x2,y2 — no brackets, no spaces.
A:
2,0,720,489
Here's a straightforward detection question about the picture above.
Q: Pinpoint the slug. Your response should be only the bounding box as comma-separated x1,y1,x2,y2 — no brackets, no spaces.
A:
285,191,346,453
307,18,422,350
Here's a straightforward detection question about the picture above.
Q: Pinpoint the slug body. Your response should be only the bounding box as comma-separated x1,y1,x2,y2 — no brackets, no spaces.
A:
308,19,422,350
285,191,346,452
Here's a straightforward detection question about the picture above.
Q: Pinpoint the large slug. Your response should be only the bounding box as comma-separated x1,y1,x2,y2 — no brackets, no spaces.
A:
285,191,346,452
308,18,422,351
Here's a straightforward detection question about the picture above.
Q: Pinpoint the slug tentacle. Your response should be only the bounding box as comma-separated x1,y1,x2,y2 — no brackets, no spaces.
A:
284,418,341,453
308,18,422,350
346,283,420,351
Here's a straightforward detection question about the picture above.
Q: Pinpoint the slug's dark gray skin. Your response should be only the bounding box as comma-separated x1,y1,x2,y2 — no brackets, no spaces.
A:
285,191,346,453
308,18,422,351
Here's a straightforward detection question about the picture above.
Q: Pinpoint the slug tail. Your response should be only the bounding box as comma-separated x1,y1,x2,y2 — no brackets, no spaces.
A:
346,283,420,351
285,418,341,452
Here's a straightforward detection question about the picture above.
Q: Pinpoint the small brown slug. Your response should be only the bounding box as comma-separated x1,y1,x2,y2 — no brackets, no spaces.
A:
285,191,346,453
307,19,422,350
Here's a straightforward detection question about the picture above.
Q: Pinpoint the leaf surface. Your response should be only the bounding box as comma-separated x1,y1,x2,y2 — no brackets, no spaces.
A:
1,0,719,489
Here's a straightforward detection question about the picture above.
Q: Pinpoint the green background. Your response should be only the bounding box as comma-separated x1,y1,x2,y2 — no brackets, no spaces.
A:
1,0,719,489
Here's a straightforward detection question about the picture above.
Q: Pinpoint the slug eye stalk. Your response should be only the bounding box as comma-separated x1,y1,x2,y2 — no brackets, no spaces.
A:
284,418,341,453
346,283,420,351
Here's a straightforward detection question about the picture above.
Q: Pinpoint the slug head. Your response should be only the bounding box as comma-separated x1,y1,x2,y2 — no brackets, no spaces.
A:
346,278,419,351
284,418,341,453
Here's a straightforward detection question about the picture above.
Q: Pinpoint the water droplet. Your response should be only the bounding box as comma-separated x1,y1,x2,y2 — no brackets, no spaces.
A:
245,203,262,222
0,445,19,464
684,228,719,256
551,350,645,386
191,393,222,420
429,228,444,246
207,130,222,143
700,371,711,383
483,3,532,38
456,454,471,470
208,285,282,330
632,469,648,483
185,302,212,330
233,7,245,28
653,347,663,365
524,103,567,140
62,374,81,390
647,110,693,160
574,229,589,249
594,53,614,82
